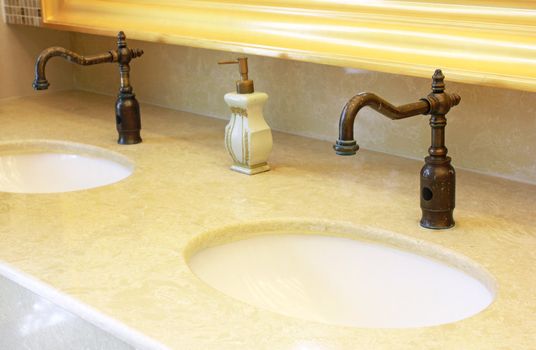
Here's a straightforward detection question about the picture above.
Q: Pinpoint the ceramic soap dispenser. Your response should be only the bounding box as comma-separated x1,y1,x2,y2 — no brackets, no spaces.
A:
219,57,272,175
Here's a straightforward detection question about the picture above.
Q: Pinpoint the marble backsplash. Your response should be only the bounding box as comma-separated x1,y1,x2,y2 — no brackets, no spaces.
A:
2,1,535,184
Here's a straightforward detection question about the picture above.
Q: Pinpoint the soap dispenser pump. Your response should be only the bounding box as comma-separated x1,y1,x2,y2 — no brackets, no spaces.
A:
218,57,272,175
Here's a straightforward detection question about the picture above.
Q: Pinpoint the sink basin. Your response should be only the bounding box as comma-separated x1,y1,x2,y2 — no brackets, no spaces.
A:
0,140,133,193
187,220,496,328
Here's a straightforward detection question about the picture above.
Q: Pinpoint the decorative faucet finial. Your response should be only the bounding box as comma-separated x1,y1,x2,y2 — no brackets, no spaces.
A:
117,31,127,48
432,69,445,93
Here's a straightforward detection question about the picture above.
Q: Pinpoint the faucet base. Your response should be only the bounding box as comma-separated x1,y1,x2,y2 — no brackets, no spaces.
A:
420,210,455,230
117,132,142,145
116,93,142,145
420,156,455,230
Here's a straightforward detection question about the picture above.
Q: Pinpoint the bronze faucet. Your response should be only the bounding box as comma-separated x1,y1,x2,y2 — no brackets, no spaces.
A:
33,31,144,145
334,70,461,229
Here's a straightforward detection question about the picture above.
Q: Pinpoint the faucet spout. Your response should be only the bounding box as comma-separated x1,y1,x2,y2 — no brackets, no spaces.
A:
33,47,116,90
334,93,430,155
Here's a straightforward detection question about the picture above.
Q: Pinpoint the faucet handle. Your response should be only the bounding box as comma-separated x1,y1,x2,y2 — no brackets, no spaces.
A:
218,57,254,94
425,69,461,114
130,48,144,59
113,31,144,64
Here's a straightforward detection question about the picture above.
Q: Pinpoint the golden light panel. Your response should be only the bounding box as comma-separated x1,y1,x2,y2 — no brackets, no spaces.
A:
41,0,536,92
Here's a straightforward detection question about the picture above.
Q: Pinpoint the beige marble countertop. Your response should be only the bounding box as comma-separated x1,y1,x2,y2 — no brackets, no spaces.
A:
0,91,535,349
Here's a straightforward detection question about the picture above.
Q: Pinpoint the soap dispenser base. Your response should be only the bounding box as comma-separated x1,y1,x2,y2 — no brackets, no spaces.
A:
231,163,270,175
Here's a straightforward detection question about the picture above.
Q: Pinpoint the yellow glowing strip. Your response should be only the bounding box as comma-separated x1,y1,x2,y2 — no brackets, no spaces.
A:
260,29,536,66
262,22,536,52
41,0,536,92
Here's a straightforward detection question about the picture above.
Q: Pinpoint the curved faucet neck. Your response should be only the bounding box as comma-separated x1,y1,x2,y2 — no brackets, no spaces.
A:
334,70,460,157
32,31,143,91
334,92,430,155
33,47,115,90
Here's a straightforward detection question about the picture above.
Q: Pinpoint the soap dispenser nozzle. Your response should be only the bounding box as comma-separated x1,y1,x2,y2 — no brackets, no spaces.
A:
218,57,254,94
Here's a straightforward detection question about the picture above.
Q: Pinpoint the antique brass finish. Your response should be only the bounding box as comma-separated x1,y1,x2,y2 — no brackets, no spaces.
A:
218,57,254,94
334,69,461,230
33,31,144,145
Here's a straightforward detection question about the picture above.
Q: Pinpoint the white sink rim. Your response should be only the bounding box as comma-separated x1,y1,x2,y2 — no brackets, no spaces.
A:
185,219,497,328
0,139,134,194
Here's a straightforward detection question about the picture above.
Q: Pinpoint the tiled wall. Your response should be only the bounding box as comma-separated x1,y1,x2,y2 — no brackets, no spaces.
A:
2,0,41,26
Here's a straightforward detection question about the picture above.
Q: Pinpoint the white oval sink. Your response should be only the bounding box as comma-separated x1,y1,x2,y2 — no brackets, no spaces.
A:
0,140,133,193
187,221,496,328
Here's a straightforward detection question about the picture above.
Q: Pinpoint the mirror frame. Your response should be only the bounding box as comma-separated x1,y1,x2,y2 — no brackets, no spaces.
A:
41,0,536,92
